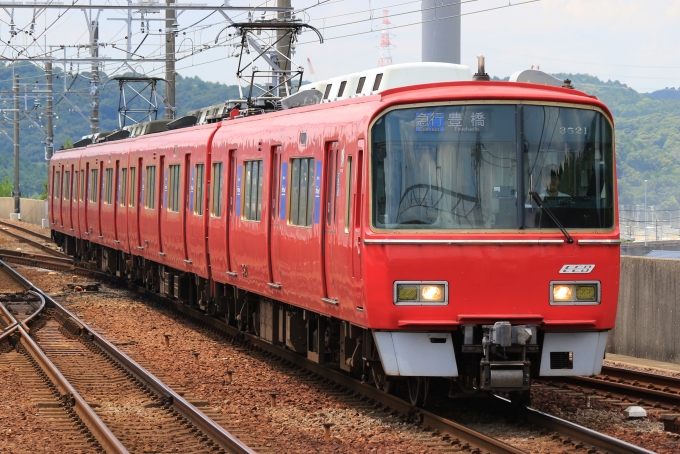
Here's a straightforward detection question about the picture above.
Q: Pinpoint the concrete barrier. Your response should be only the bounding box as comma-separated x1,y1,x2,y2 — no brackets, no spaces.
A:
607,256,680,363
0,197,48,227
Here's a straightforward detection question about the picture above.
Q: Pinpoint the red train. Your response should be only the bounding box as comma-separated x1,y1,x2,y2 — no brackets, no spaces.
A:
49,62,620,405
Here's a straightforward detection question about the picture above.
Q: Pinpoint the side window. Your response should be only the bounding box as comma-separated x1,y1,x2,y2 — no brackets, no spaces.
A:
120,168,128,206
289,157,315,227
54,170,61,199
230,152,237,215
326,144,339,226
243,160,263,221
89,169,98,203
168,164,180,212
80,171,85,202
145,165,156,209
211,162,223,217
64,170,70,200
104,168,113,204
271,150,280,220
345,156,353,232
73,171,78,201
194,163,205,215
129,167,136,207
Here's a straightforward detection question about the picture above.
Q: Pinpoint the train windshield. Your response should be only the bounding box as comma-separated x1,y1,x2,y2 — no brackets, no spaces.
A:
371,104,614,230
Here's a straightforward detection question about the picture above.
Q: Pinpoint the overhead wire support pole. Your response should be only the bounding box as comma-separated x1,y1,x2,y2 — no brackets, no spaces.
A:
165,0,176,120
13,73,20,217
90,19,99,134
276,0,291,98
45,60,53,161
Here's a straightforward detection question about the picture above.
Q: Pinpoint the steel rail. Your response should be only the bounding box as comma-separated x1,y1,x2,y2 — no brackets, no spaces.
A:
0,248,73,264
0,299,20,340
0,224,67,257
602,365,680,391
551,366,680,410
0,250,75,272
1,260,256,454
520,403,655,454
0,261,127,453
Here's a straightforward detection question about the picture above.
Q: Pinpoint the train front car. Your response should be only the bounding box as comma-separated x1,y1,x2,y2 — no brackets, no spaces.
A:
364,82,618,403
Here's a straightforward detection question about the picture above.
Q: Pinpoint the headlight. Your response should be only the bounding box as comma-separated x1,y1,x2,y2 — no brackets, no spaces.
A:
553,285,573,301
394,281,448,305
421,285,445,301
550,281,600,305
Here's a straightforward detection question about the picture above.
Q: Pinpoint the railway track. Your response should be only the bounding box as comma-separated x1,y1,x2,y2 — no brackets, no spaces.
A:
0,260,256,453
0,225,656,452
0,219,66,257
0,219,52,242
544,365,680,434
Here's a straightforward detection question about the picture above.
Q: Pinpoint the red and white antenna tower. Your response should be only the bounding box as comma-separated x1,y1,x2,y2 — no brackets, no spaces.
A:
378,10,393,67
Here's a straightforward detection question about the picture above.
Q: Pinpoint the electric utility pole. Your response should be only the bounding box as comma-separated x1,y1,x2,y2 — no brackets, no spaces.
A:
165,0,176,119
276,0,292,97
90,20,99,135
45,61,54,161
13,73,20,216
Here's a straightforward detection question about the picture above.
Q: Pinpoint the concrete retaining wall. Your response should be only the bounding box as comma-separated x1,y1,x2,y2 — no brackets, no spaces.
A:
607,256,680,363
0,197,48,227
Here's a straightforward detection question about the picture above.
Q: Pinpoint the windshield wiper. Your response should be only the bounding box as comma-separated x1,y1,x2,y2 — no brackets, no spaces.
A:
530,192,574,244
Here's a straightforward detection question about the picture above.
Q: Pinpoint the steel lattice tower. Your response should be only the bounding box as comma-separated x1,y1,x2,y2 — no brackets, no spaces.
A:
378,10,393,67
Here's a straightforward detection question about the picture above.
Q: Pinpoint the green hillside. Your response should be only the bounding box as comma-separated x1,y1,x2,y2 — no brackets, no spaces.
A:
1,62,678,211
0,62,240,198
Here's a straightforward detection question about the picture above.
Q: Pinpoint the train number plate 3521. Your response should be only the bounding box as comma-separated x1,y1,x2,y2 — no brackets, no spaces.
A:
559,264,595,274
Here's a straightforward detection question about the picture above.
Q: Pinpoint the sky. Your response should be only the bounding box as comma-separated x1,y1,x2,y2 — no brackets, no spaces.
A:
2,0,679,94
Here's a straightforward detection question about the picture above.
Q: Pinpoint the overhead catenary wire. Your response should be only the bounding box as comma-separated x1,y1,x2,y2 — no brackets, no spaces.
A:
296,0,540,45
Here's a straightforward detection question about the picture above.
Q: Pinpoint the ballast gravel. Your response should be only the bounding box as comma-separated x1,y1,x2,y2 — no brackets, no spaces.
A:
4,264,680,453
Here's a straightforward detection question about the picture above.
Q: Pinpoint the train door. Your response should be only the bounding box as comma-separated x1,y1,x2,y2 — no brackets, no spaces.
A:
322,142,340,301
56,165,63,227
50,165,57,225
158,155,165,255
268,146,282,285
352,143,364,280
183,154,191,261
68,164,74,232
225,150,237,275
84,162,90,235
98,161,104,238
128,157,142,251
114,160,119,243
229,149,271,287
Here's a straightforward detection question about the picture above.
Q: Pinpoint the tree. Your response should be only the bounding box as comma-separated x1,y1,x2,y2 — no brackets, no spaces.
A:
39,181,47,200
62,137,73,149
0,176,12,197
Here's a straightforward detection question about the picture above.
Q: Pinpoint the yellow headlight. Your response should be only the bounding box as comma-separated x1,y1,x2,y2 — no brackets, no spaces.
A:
421,285,445,301
553,285,573,301
576,285,596,301
397,285,418,301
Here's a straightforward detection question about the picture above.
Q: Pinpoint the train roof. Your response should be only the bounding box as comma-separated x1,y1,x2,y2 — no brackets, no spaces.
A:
57,63,609,154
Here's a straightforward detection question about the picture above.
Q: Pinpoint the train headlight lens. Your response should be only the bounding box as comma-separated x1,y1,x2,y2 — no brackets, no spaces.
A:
394,282,448,305
421,285,445,302
553,285,573,301
551,281,600,305
397,285,418,301
576,285,597,301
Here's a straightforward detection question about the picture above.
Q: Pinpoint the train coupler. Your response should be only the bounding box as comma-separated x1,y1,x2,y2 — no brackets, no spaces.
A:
479,360,531,391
